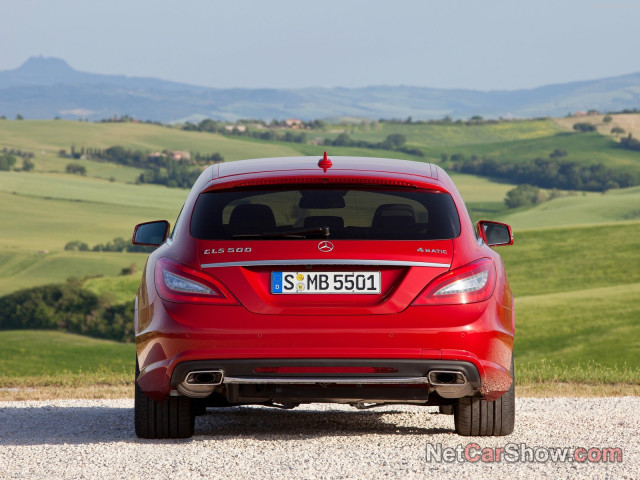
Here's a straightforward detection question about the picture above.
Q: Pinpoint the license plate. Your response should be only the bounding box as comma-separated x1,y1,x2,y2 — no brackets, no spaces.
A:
271,271,381,294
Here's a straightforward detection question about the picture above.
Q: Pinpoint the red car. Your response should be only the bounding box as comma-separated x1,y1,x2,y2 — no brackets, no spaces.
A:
132,154,515,439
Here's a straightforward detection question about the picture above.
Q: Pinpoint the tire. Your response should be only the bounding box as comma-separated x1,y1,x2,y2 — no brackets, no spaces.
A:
134,359,195,439
454,359,515,436
439,405,454,415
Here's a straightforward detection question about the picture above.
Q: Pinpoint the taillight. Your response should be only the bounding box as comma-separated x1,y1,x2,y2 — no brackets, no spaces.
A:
155,258,237,305
412,258,496,305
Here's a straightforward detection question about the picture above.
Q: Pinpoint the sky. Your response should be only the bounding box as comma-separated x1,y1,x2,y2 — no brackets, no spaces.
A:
1,0,639,91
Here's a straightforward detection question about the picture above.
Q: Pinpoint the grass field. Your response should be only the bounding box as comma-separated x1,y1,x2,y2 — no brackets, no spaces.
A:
83,274,141,304
498,186,640,230
0,251,147,296
0,330,134,377
500,222,640,297
332,116,640,172
0,120,301,162
0,330,134,399
346,118,563,147
0,170,184,296
0,171,185,251
1,118,640,396
5,117,640,181
446,131,640,171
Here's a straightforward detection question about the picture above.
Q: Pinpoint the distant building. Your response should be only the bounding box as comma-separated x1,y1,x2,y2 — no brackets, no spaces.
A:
171,151,191,161
285,118,303,128
224,125,247,133
148,150,191,162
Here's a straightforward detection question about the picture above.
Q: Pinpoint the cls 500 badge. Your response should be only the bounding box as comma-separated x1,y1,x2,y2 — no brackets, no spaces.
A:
203,247,252,254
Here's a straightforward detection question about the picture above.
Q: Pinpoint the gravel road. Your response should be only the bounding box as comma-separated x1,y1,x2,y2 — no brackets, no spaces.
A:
0,397,638,479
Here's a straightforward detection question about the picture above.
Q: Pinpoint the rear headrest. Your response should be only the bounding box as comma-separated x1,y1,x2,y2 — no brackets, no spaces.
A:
371,204,415,231
228,204,276,234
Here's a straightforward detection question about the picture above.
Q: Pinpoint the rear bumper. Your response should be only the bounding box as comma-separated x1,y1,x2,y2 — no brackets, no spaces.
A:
136,299,513,402
171,358,480,397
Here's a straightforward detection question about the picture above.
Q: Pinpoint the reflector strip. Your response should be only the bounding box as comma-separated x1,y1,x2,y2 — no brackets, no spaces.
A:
201,259,450,269
253,367,399,374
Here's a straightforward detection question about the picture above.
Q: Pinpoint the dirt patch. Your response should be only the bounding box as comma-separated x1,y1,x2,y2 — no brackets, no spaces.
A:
554,113,640,139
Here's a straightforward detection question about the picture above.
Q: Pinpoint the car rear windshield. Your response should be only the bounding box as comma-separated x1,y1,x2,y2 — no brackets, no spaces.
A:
191,189,461,240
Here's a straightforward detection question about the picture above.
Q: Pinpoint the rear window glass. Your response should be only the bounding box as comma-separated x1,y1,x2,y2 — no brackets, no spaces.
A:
191,189,460,240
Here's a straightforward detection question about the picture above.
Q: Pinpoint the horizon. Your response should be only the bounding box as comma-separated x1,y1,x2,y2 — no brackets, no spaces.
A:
6,54,640,94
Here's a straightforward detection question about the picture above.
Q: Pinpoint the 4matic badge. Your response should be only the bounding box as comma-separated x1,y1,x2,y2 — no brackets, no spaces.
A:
417,248,448,254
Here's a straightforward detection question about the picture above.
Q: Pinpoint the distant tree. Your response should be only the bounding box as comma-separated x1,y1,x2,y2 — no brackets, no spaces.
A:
16,114,23,120
611,126,626,135
0,154,17,171
620,134,640,152
197,118,219,132
66,163,87,175
22,158,35,171
332,133,352,146
440,153,449,163
549,148,568,159
573,122,596,133
504,184,544,209
603,115,613,123
384,134,407,148
64,240,90,251
0,115,6,120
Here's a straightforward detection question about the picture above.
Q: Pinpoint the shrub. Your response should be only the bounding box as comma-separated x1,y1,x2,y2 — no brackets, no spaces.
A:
573,122,596,133
0,283,134,342
504,184,546,209
66,163,87,175
0,154,16,171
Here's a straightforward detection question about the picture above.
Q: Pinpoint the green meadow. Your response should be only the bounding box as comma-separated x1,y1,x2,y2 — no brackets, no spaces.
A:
318,117,640,174
500,186,640,230
0,330,133,377
1,118,640,394
0,119,301,163
345,118,564,151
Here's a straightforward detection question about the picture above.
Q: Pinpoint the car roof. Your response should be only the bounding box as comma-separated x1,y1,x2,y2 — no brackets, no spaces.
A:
200,157,453,194
215,156,437,180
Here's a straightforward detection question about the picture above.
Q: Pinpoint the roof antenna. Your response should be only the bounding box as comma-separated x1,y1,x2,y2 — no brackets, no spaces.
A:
318,151,333,172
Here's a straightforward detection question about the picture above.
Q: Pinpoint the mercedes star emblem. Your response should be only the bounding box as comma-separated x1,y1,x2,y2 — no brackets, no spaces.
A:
318,241,334,253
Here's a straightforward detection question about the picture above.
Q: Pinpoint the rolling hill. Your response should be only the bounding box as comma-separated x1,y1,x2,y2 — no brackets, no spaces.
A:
1,56,640,122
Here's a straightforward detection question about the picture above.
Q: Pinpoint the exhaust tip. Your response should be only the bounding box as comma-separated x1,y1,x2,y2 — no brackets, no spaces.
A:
428,370,467,386
177,370,225,398
186,370,224,385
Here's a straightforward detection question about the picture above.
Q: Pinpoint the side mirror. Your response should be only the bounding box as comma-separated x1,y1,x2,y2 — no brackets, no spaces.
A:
132,220,170,246
477,220,513,247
